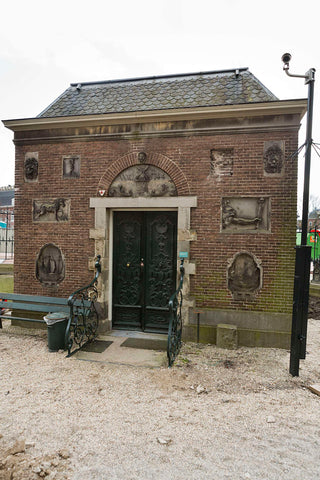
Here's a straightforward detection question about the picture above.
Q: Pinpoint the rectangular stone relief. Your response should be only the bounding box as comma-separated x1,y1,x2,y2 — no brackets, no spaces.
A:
221,197,270,233
33,198,70,222
210,148,233,177
63,155,80,178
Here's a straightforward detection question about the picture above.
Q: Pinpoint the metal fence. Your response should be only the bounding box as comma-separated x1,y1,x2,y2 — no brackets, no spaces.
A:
0,209,14,260
0,228,14,259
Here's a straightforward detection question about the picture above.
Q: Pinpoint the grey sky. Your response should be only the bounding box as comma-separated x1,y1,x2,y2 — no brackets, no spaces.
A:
1,0,319,208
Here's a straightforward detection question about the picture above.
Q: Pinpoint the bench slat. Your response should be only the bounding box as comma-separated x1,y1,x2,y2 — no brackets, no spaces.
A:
0,293,91,308
0,293,69,304
0,301,70,313
0,315,47,323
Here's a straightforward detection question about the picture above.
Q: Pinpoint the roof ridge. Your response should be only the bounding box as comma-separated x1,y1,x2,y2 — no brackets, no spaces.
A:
70,68,249,87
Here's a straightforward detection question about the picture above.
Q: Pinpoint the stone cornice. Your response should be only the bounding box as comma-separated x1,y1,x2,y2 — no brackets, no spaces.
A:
3,99,307,132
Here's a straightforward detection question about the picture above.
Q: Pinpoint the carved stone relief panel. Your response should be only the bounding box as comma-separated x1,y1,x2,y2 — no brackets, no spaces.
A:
36,243,65,286
25,152,39,182
263,141,285,175
108,165,177,197
63,155,80,178
227,251,262,301
210,148,233,177
221,197,269,233
33,198,70,222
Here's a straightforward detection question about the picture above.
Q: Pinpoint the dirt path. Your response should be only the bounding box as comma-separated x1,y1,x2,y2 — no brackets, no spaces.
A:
1,318,320,480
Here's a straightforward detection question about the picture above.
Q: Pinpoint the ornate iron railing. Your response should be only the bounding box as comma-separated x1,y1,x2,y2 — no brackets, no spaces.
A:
65,255,101,356
167,258,185,367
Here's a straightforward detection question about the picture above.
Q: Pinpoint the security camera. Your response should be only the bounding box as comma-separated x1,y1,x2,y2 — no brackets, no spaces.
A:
281,53,292,64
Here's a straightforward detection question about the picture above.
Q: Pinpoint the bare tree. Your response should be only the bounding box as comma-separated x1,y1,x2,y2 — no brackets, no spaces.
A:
309,194,320,214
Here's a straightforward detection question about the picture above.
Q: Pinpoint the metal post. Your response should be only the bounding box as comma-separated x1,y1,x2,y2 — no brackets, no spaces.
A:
297,71,315,362
281,55,316,375
301,72,315,245
197,312,200,343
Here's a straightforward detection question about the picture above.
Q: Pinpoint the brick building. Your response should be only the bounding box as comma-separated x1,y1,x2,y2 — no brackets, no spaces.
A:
3,69,306,348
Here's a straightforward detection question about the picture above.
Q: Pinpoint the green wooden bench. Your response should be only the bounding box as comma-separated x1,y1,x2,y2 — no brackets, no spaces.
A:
0,293,72,325
0,255,101,356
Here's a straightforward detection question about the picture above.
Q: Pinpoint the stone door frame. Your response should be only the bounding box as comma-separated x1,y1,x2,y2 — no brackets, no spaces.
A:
90,196,197,332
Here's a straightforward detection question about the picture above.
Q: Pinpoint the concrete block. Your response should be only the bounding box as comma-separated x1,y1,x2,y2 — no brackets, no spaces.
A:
216,323,238,349
310,283,320,298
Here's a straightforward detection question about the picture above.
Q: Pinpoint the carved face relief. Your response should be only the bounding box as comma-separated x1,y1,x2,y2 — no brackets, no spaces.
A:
108,165,177,198
36,244,65,286
263,141,284,175
210,149,233,177
227,252,262,301
138,152,147,163
25,154,39,181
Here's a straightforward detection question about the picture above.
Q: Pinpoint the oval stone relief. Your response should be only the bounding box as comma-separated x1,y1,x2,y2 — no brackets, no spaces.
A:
36,244,65,286
227,252,262,301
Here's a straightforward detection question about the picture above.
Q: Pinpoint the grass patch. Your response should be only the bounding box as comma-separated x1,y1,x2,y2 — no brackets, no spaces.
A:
0,275,13,293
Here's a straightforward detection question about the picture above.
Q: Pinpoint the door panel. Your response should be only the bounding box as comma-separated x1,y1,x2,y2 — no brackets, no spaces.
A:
144,213,177,332
112,212,143,329
112,211,177,332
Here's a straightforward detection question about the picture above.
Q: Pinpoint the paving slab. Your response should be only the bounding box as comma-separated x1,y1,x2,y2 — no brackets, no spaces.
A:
74,331,168,368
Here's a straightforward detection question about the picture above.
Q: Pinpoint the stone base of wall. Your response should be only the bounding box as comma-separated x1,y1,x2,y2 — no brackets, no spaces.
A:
99,318,111,333
184,308,291,349
183,324,290,349
188,308,291,332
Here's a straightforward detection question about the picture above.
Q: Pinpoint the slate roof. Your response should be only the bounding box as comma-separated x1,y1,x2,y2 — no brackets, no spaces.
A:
38,68,278,118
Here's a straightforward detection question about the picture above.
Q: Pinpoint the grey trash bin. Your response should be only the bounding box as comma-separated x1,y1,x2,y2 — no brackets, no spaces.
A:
44,312,68,352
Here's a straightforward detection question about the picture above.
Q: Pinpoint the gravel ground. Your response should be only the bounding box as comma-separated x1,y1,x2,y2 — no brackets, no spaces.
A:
308,295,320,319
1,315,320,480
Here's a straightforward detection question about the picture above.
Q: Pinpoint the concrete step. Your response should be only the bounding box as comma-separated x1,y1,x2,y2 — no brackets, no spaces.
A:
75,331,168,368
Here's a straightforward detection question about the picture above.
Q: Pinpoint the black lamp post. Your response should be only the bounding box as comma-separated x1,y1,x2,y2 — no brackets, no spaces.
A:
281,53,316,376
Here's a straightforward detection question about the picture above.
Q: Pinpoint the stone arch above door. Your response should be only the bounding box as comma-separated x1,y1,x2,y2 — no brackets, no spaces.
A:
97,151,191,196
108,164,177,197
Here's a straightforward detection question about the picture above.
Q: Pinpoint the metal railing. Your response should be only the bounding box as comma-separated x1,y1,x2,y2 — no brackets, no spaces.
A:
0,236,14,259
0,209,14,260
167,258,185,367
65,255,101,356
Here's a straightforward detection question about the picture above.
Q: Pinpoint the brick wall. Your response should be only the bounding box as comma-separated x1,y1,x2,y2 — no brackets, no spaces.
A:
14,127,297,324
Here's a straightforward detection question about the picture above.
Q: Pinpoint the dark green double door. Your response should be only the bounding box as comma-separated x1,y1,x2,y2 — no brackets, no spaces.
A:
112,211,177,333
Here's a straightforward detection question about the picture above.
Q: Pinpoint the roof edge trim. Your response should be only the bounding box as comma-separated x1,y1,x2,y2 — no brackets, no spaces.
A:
3,99,308,132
